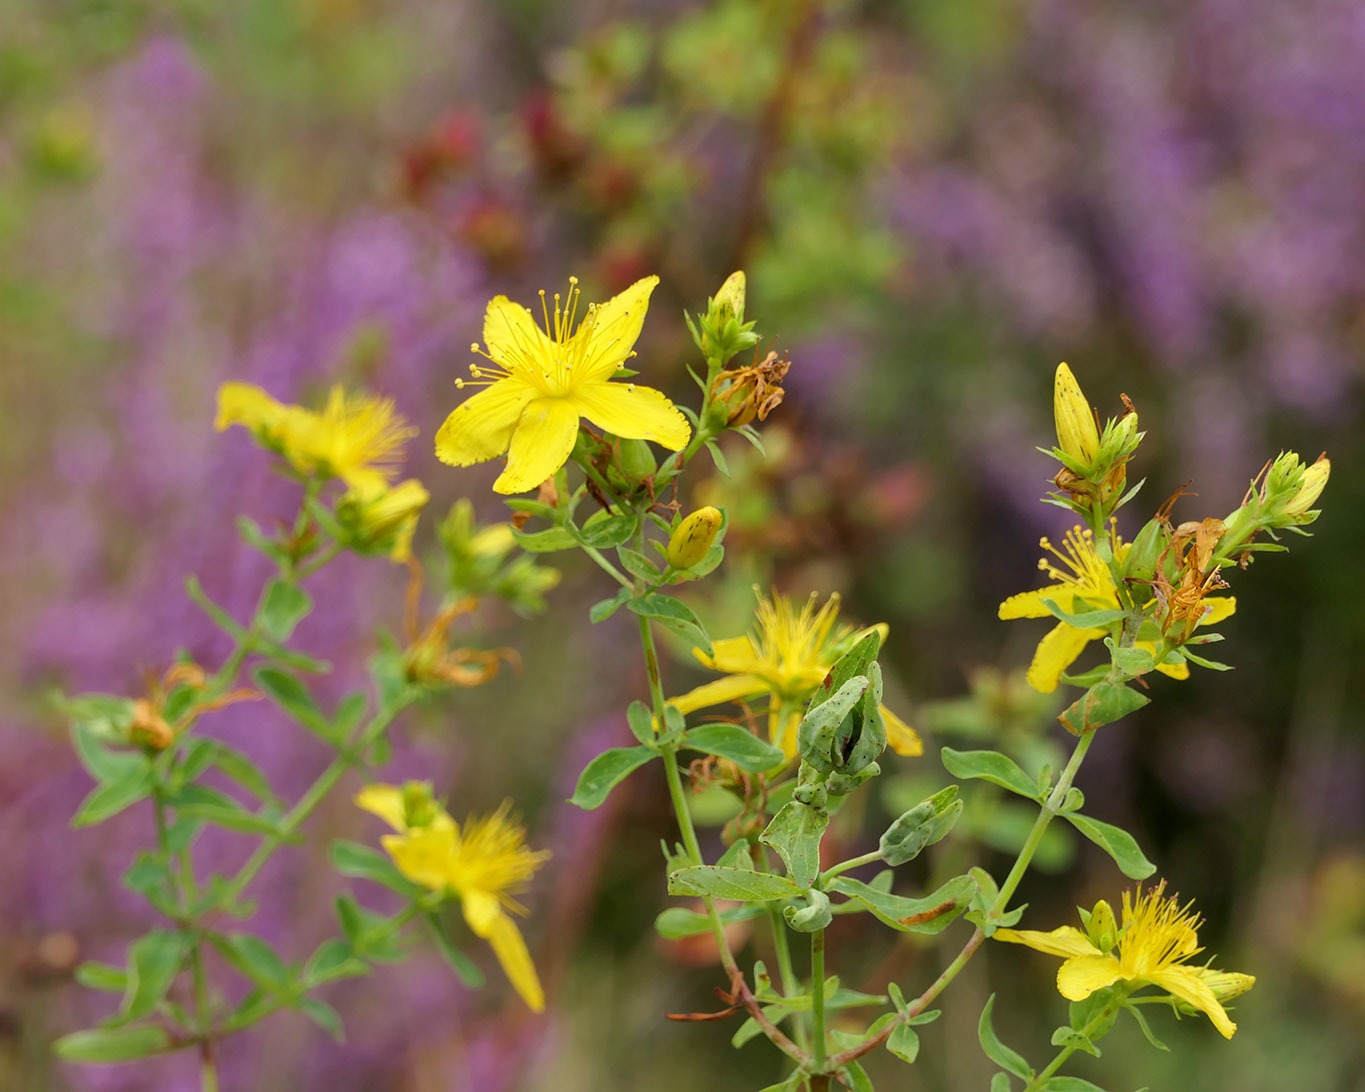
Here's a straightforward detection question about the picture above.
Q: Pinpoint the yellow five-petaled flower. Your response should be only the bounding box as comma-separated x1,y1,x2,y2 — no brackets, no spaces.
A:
434,275,691,494
356,783,550,1012
995,883,1253,1039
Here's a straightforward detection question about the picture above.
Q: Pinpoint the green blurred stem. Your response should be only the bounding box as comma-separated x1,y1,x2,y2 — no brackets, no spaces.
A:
1024,994,1123,1090
819,849,884,883
810,930,827,1071
581,543,632,589
767,906,810,1053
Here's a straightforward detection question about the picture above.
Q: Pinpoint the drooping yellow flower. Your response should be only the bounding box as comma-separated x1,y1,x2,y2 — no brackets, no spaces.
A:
996,883,1251,1039
215,382,417,497
434,276,691,494
998,526,1234,693
356,784,550,1012
336,478,430,563
671,591,923,759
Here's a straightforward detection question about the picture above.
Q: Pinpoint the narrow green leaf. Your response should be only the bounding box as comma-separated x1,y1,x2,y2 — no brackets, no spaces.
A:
1037,599,1128,629
1062,813,1156,879
588,588,631,623
121,930,189,1021
328,841,420,896
304,939,368,985
653,904,765,940
71,769,154,828
941,748,1040,800
829,874,974,934
684,723,785,773
174,786,282,837
705,439,730,477
1179,647,1233,671
211,932,290,988
887,1022,920,1064
668,866,800,902
75,962,129,993
842,1060,875,1092
54,1025,172,1063
298,997,346,1043
259,578,313,643
759,801,829,888
510,526,577,553
193,741,280,805
1045,1078,1110,1091
253,667,329,736
978,995,1033,1080
424,913,486,988
626,594,713,657
568,746,654,810
185,576,248,638
616,546,659,582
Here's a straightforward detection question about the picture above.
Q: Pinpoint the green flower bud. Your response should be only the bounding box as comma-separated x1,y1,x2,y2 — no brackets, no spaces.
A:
400,780,443,828
666,506,723,570
1085,899,1118,951
712,270,746,325
1285,453,1329,518
614,437,658,482
878,786,962,866
1121,517,1168,606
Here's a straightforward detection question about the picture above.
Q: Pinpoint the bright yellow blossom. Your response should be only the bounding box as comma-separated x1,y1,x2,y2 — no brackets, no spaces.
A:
999,526,1234,693
356,784,550,1012
996,883,1251,1039
215,382,416,497
434,276,690,494
671,591,922,759
1053,362,1100,466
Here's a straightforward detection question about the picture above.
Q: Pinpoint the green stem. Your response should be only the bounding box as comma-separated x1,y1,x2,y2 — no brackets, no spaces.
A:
582,543,633,589
819,849,884,883
810,930,827,1072
1024,994,1123,1090
767,906,810,1053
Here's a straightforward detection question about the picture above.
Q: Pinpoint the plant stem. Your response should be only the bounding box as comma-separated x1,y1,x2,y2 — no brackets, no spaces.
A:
810,930,827,1072
819,849,884,883
767,906,810,1052
1024,995,1122,1090
581,543,632,589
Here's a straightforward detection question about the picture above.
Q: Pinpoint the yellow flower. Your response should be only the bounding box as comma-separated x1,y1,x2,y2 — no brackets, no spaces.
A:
215,382,417,497
998,526,1234,693
1053,362,1100,466
336,478,430,563
671,591,922,759
996,883,1251,1039
434,275,691,494
357,784,550,1012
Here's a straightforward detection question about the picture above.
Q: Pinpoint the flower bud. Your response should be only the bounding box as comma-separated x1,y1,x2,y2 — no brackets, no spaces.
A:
1053,362,1100,467
400,780,444,828
1084,899,1118,952
614,438,658,483
129,698,174,751
878,786,962,866
666,506,724,570
1285,453,1330,517
712,270,746,325
336,479,430,563
1196,970,1256,1004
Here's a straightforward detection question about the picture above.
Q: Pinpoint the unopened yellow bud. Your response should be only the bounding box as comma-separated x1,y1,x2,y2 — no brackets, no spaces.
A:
1053,362,1100,466
713,270,746,324
1196,969,1256,1004
1086,899,1118,951
1286,453,1330,516
338,479,430,563
666,506,723,569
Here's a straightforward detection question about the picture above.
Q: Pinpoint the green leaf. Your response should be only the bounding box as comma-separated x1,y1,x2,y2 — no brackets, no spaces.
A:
759,801,829,888
589,588,631,623
941,748,1040,800
253,667,330,737
827,874,974,934
879,785,963,866
1103,637,1155,676
991,1073,1014,1092
54,1025,172,1063
174,786,283,837
63,700,137,756
1038,598,1128,629
1058,682,1150,735
1179,647,1233,671
211,932,290,988
510,526,577,553
684,723,785,773
754,1075,805,1092
668,866,800,902
653,903,765,939
191,740,280,805
121,930,189,1021
626,700,657,746
626,594,713,658
1045,1078,1110,1091
328,841,420,897
299,997,346,1042
259,578,313,643
887,1022,920,1064
1049,1026,1101,1058
75,961,129,993
616,546,659,582
185,576,248,638
842,1059,876,1092
304,939,368,985
576,508,640,549
71,768,154,827
782,888,833,931
423,913,486,988
704,439,730,477
569,746,655,809
978,994,1033,1080
1062,813,1156,879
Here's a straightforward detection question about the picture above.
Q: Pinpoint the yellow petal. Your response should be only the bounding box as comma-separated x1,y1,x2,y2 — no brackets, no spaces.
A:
493,397,581,494
355,784,408,832
1199,596,1236,627
383,827,456,892
216,382,287,434
695,635,763,675
1148,966,1237,1038
483,294,554,366
769,700,801,758
575,275,658,380
435,379,535,467
459,889,502,937
1153,649,1191,680
483,909,546,1012
995,925,1098,960
1054,362,1100,464
569,380,691,450
999,586,1085,620
1056,953,1124,1001
1027,623,1100,693
670,673,769,715
882,705,924,757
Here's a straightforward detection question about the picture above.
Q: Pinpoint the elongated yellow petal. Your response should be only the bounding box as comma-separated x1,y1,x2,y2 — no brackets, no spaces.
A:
493,398,581,494
435,379,536,467
383,827,456,892
1056,953,1124,1000
694,635,764,675
998,587,1086,620
1026,623,1100,693
670,673,769,715
1148,966,1237,1038
483,909,546,1012
355,785,408,832
995,925,1098,960
882,705,924,757
575,275,658,380
1200,596,1236,626
483,295,554,367
569,380,691,450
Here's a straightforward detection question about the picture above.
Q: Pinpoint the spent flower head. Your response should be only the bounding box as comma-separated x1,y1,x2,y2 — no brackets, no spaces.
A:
995,882,1251,1039
434,275,690,494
